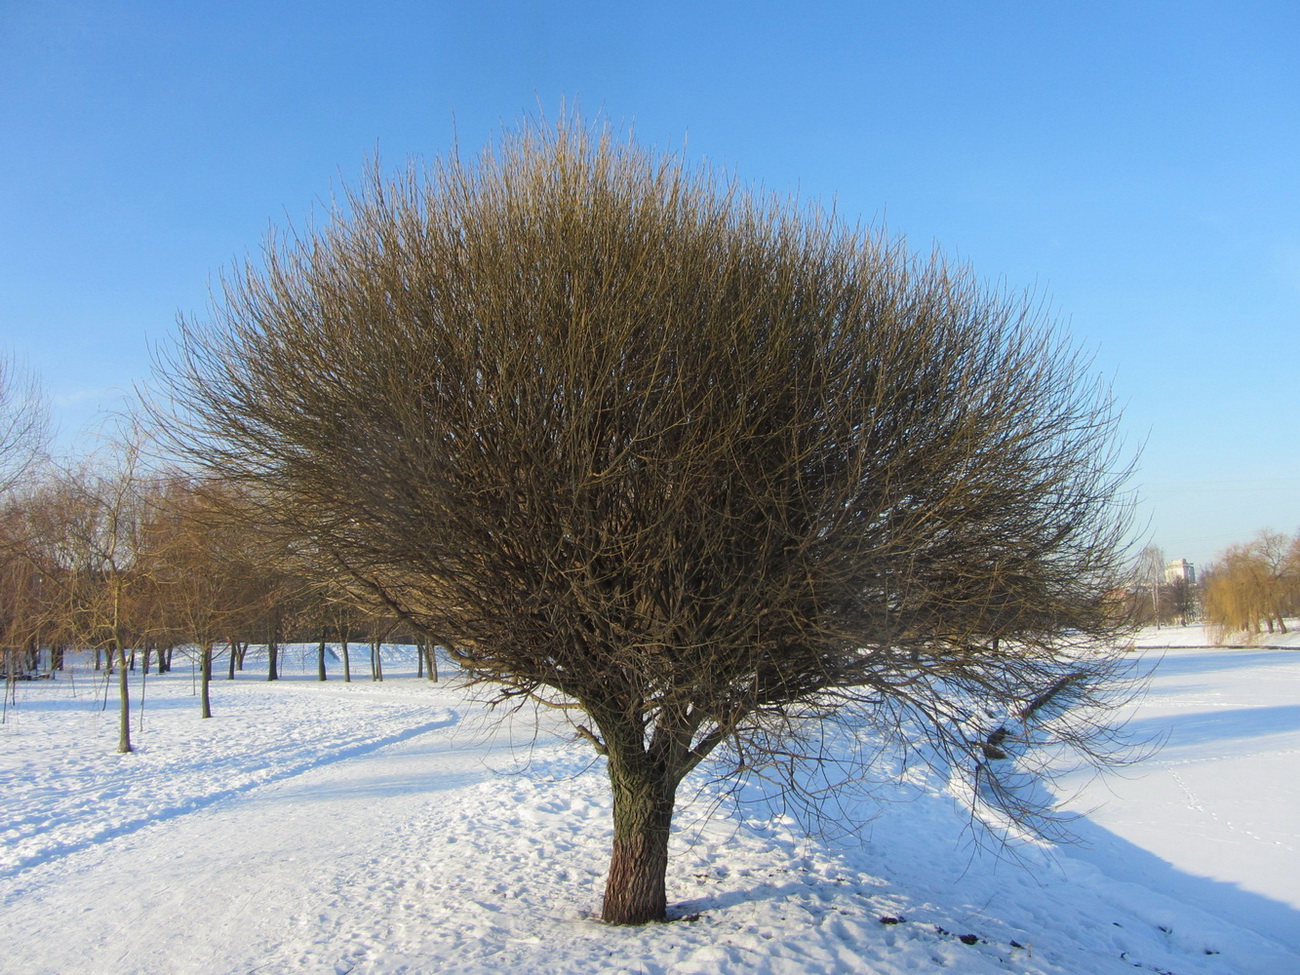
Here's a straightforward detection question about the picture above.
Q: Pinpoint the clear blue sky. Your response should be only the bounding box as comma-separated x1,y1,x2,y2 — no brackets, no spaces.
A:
2,0,1297,570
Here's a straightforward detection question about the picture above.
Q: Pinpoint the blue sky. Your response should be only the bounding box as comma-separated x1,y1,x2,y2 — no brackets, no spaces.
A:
2,0,1297,570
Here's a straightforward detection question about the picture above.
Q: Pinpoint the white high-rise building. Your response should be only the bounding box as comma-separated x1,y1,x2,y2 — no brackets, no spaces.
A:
1165,559,1196,585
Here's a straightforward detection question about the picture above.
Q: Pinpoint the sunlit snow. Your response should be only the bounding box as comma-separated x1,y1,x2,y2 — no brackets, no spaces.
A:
2,628,1296,974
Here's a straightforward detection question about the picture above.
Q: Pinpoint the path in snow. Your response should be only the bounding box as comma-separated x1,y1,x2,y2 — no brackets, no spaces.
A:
3,678,517,974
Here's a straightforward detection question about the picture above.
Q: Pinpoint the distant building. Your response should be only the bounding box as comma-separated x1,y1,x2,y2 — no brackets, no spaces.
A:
1165,559,1196,585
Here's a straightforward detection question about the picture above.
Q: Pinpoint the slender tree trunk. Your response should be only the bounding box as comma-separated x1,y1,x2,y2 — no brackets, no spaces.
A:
416,644,423,678
602,756,677,924
370,639,383,681
267,626,279,681
116,644,132,754
200,643,213,719
342,635,351,682
227,640,237,679
421,639,438,682
317,636,328,681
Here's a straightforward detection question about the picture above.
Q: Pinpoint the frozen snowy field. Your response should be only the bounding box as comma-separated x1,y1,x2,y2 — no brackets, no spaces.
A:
2,630,1297,974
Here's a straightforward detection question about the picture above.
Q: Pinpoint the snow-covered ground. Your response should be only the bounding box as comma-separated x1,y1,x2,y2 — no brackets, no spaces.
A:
1,632,1296,974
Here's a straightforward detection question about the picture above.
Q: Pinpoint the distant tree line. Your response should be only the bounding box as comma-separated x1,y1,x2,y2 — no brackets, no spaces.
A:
1119,533,1300,640
0,417,440,750
1201,530,1300,640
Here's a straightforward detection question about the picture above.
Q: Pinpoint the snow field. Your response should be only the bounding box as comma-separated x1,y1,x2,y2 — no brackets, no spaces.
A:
1,637,1297,974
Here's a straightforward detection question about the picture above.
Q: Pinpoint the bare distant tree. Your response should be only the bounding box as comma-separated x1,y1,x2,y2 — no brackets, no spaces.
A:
71,445,152,753
0,356,49,497
1136,544,1167,628
156,116,1138,924
144,476,279,717
14,440,154,752
0,497,51,704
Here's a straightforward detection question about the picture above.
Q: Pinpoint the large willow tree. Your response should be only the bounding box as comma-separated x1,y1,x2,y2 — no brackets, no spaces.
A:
159,117,1136,924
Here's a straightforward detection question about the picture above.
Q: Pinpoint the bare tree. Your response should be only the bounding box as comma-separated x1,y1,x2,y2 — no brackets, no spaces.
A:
1135,544,1167,628
69,445,152,753
0,497,52,710
0,356,49,498
10,441,156,752
0,356,51,694
157,117,1138,924
144,476,270,717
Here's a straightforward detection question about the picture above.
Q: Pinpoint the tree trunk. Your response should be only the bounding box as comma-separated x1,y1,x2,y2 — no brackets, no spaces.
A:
228,640,237,679
317,636,328,681
200,644,213,719
601,757,677,924
116,645,132,754
341,636,351,682
370,639,383,681
267,632,279,681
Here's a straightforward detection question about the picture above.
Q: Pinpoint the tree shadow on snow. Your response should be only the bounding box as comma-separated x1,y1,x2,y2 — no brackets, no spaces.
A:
1141,649,1296,678
671,776,1300,966
1063,808,1300,952
1123,704,1300,748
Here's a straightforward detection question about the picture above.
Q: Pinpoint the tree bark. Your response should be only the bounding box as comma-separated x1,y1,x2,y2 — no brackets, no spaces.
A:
200,643,213,719
422,639,438,682
601,756,677,924
116,644,132,754
317,636,328,681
